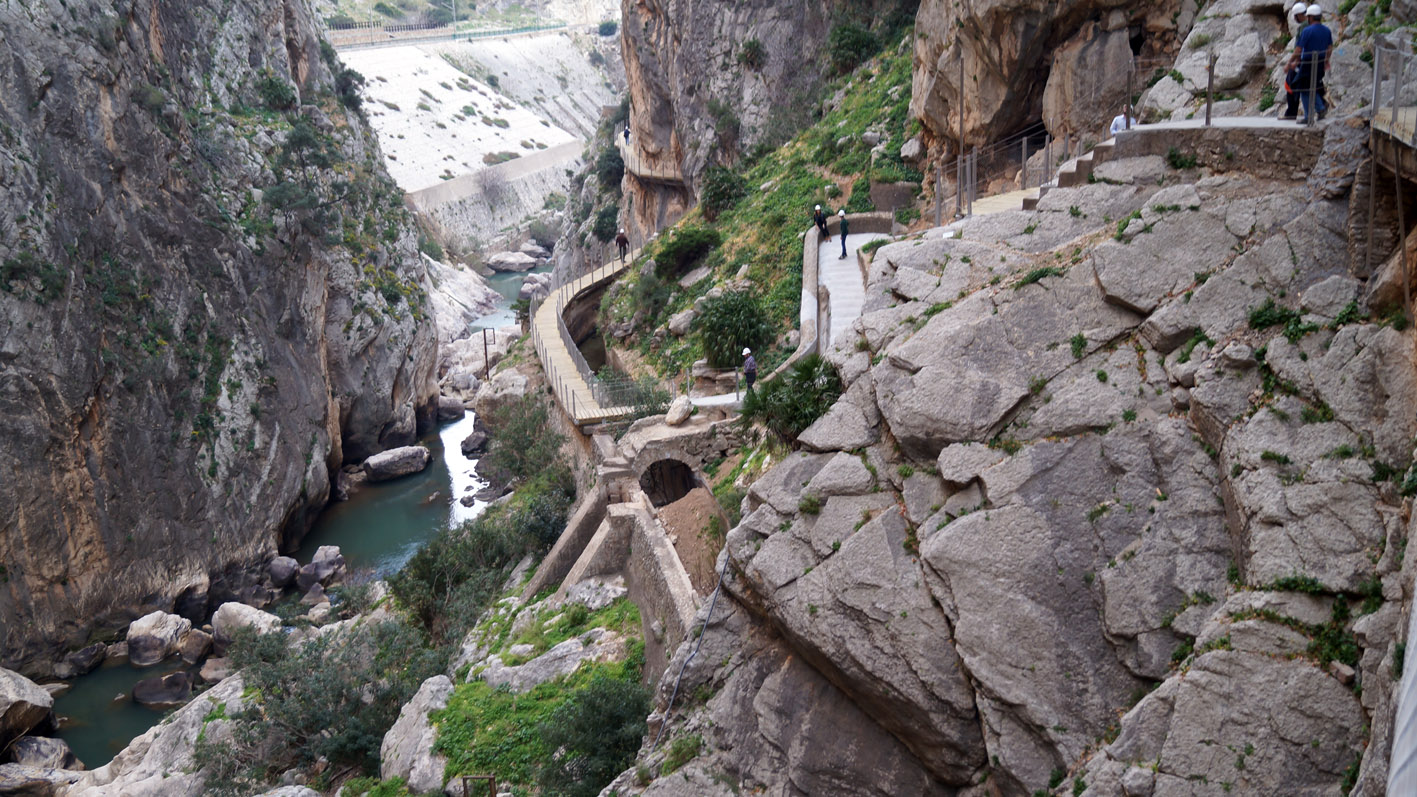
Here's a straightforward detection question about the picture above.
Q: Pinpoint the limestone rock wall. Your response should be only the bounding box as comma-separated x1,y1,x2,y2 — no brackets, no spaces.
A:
616,0,905,239
0,0,437,675
623,130,1414,796
911,0,1190,150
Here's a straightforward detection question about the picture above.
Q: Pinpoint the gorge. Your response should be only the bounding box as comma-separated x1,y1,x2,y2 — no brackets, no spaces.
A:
5,0,1417,796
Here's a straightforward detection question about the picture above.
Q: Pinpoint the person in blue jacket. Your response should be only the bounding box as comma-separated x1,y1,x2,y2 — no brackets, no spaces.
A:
1287,4,1332,124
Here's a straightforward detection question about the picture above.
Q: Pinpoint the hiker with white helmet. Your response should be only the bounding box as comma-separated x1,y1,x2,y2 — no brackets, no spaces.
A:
1287,3,1333,124
615,228,629,261
813,204,831,242
837,209,849,260
1281,2,1311,119
742,347,757,391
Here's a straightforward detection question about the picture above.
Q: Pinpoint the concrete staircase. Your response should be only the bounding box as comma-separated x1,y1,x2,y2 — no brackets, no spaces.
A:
1021,138,1116,211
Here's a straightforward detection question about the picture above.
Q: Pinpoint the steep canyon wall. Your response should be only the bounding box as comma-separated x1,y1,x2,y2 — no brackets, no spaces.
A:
0,0,437,675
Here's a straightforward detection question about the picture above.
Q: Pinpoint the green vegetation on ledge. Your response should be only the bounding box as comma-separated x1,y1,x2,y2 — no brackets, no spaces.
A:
599,29,920,382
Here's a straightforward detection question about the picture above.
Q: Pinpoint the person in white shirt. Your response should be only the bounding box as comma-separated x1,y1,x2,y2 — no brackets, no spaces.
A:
1109,111,1137,137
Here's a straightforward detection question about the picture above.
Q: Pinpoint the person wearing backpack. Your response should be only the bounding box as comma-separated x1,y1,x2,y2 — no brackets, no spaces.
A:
742,348,758,392
837,210,849,260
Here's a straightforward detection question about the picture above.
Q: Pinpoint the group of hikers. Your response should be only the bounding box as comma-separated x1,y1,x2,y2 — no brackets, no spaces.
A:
1284,3,1333,124
812,205,852,259
1107,3,1332,136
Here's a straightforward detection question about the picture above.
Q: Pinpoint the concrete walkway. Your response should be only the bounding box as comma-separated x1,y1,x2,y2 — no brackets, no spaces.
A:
820,231,888,352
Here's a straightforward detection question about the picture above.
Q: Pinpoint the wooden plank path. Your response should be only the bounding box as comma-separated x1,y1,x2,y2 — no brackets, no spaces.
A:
530,254,639,425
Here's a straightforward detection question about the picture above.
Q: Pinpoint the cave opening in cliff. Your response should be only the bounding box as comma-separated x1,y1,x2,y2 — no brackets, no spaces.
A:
1129,27,1146,57
640,459,699,507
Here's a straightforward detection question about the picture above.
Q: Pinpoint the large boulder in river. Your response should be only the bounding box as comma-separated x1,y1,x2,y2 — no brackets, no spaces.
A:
267,556,299,588
9,736,83,770
363,446,432,482
0,670,52,749
0,763,82,795
126,611,192,667
380,675,454,794
210,603,282,652
436,395,466,422
131,672,194,709
176,630,212,665
460,426,489,457
485,251,538,272
295,546,347,592
59,644,106,678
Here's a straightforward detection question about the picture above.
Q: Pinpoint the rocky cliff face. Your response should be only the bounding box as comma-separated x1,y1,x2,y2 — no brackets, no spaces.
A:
0,0,437,675
911,0,1190,150
617,0,907,239
620,126,1413,797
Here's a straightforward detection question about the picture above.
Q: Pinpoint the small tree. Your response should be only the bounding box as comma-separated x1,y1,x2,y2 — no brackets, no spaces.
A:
592,206,619,243
595,147,625,192
598,20,619,36
828,23,877,75
696,291,773,368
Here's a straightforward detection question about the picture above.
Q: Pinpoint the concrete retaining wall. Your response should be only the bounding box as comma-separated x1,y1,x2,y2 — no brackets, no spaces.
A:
407,141,583,248
553,501,699,684
521,482,608,600
768,211,895,382
1110,121,1325,180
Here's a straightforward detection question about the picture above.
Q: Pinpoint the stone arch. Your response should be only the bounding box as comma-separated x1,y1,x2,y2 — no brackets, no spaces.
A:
638,458,698,507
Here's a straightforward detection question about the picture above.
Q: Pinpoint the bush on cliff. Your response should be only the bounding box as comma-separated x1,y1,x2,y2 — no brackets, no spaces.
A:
696,291,773,368
741,354,841,443
479,395,565,486
194,620,443,794
654,226,722,275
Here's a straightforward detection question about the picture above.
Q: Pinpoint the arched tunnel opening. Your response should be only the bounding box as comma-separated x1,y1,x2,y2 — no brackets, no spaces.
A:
639,459,699,508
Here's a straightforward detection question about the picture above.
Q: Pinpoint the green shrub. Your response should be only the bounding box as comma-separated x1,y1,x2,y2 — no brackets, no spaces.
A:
595,147,625,191
706,98,741,147
527,219,558,249
738,38,767,71
828,23,878,74
480,395,566,486
598,20,619,36
1165,147,1198,170
536,675,650,796
697,291,773,368
592,205,619,243
335,67,365,111
417,234,444,261
741,354,842,443
194,621,444,794
701,165,749,220
256,72,297,110
134,83,167,114
656,226,722,274
374,2,401,17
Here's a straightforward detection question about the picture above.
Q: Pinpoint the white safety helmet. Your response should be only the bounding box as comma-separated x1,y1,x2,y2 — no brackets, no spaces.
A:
1292,1,1308,16
742,347,751,356
618,228,625,233
815,204,822,211
1306,3,1322,16
838,209,846,217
